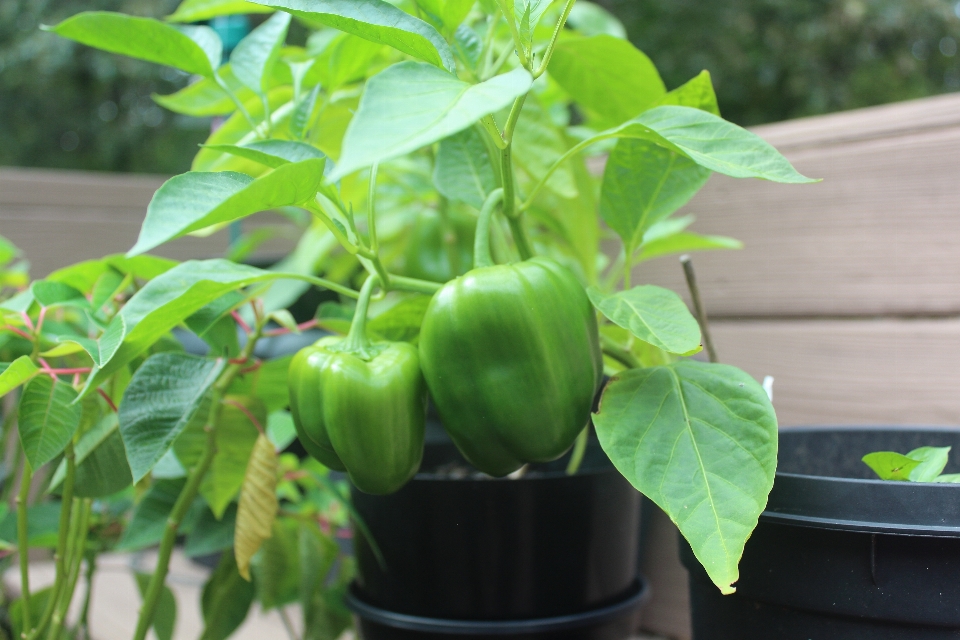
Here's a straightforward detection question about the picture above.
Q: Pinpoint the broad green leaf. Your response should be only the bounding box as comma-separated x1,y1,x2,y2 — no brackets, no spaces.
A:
0,356,39,397
511,0,551,51
200,397,265,518
453,24,483,69
331,63,532,180
18,376,82,468
637,231,742,264
549,35,666,125
611,106,816,183
417,0,474,30
566,1,627,38
290,85,321,139
0,502,61,547
906,446,952,482
201,140,324,169
168,0,274,22
31,281,90,310
657,70,720,116
513,96,578,199
249,0,455,71
267,410,297,450
252,518,301,609
200,552,255,640
119,353,226,482
587,286,702,356
231,12,291,94
933,474,960,483
229,355,293,413
185,503,237,557
235,434,278,580
46,254,178,294
134,573,177,640
46,12,222,79
117,479,186,551
313,33,384,91
862,452,921,481
433,127,497,209
50,413,133,497
153,65,254,117
594,360,778,594
601,139,710,252
129,159,325,257
83,260,334,394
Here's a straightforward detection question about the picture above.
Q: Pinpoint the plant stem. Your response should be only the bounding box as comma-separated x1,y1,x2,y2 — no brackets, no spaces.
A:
387,276,443,295
623,250,632,289
493,0,529,68
26,442,75,640
278,607,300,640
132,323,265,640
519,134,609,212
367,164,380,254
341,276,379,356
565,427,589,475
680,255,718,363
213,72,258,132
77,552,96,640
600,334,642,370
16,459,33,633
535,0,577,78
49,498,91,640
473,189,505,269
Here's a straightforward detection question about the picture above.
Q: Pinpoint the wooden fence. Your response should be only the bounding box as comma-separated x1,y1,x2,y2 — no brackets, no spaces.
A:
4,91,960,639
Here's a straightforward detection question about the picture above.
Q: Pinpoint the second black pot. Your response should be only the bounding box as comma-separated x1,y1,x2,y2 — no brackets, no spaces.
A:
349,435,642,637
683,426,960,640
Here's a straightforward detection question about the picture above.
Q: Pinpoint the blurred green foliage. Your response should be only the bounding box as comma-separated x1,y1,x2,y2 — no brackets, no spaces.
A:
600,0,960,125
2,0,960,172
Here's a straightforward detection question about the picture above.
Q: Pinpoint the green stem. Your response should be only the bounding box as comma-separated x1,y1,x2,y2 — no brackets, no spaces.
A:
534,0,577,78
479,116,507,150
600,333,642,370
507,217,534,261
27,443,75,640
49,499,91,640
473,189,505,269
623,249,632,289
519,134,611,212
17,459,33,633
213,71,258,132
493,0,529,68
565,427,588,475
304,198,362,256
367,164,380,254
260,94,273,137
77,552,96,639
132,324,265,640
387,276,443,295
342,276,379,355
499,96,528,261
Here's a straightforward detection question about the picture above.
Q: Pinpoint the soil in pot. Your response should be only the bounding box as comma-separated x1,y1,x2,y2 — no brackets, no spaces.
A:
348,425,644,639
683,426,960,640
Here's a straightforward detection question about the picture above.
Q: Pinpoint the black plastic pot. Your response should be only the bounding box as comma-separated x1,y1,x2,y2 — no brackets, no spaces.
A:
348,435,644,639
683,426,960,640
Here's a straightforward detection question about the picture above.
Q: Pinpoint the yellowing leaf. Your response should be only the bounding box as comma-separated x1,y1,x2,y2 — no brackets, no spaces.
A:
234,434,278,580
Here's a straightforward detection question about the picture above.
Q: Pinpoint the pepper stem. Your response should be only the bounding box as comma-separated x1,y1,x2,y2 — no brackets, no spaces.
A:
474,188,505,269
342,275,380,357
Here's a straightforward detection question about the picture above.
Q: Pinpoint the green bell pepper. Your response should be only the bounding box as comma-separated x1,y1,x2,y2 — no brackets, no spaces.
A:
289,277,426,494
418,190,603,476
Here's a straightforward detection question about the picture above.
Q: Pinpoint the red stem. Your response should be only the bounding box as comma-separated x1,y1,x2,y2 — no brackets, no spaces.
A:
97,388,119,413
230,310,252,334
35,307,47,335
19,312,34,332
263,319,319,337
222,398,265,436
3,326,33,341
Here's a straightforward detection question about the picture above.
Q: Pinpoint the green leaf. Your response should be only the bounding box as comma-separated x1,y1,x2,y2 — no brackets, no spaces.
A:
566,1,627,38
31,281,90,310
313,33,383,91
18,376,82,468
933,474,960,483
129,159,325,257
267,410,297,450
0,502,61,547
249,0,454,71
229,356,293,413
511,0,551,51
202,140,325,169
611,106,816,183
433,127,496,210
594,360,778,594
46,254,178,294
200,552,255,640
368,295,432,343
119,353,226,482
512,96,579,199
46,12,222,79
290,85,322,140
117,479,186,551
331,62,532,180
231,12,291,94
134,573,177,640
862,452,921,481
417,0,474,30
200,398,264,518
185,503,238,557
906,446,952,482
601,139,710,252
587,285,702,355
638,231,742,263
235,434,278,580
10,587,54,640
253,518,301,609
50,413,133,497
154,67,252,117
549,35,666,125
168,0,274,22
0,356,39,397
83,260,327,394
657,70,720,116
300,520,350,640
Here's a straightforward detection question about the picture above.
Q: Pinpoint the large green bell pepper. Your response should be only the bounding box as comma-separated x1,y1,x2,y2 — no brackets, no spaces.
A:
289,278,426,494
418,191,603,476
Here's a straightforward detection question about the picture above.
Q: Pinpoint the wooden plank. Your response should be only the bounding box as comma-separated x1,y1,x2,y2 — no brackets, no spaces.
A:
712,317,960,427
635,123,960,318
639,505,691,640
0,166,165,208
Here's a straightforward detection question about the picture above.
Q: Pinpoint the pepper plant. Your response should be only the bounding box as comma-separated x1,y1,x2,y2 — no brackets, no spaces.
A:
1,0,816,637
